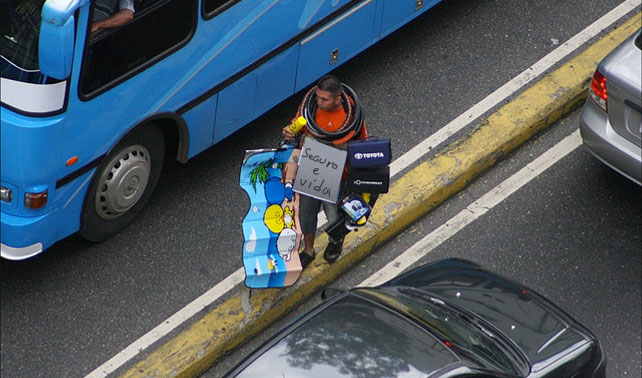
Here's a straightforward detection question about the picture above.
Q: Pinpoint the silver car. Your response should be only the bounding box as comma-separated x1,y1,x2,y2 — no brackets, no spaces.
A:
580,30,642,185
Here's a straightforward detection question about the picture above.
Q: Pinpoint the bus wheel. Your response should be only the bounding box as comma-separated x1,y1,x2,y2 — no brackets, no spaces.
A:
80,126,165,242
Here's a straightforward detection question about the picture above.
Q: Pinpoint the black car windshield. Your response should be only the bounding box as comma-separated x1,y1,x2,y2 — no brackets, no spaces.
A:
358,287,524,376
232,294,460,378
1,0,45,71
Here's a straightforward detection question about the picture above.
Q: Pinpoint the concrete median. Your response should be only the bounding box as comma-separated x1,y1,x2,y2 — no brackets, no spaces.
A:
121,13,641,378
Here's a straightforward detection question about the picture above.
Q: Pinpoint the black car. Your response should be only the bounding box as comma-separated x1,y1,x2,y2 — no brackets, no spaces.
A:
225,258,606,377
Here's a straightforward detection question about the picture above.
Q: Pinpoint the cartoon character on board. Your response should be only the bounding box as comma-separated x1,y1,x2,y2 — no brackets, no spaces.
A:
263,203,298,261
277,226,297,261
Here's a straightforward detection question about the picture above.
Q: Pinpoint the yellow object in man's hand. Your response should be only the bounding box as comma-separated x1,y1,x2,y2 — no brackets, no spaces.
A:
288,116,307,134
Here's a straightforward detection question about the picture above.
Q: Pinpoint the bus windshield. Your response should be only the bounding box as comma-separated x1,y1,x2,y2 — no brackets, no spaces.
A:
1,0,46,80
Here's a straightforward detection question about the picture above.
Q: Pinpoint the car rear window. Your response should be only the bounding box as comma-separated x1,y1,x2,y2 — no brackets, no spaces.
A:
235,295,459,378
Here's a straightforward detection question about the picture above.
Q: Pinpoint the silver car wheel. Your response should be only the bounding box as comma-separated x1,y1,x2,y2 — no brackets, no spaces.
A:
95,145,151,220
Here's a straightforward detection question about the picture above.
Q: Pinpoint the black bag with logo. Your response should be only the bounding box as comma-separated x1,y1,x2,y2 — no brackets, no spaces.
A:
347,138,391,167
346,166,390,193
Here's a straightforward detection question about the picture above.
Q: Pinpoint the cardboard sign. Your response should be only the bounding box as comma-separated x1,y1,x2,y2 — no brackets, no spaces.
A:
294,137,347,203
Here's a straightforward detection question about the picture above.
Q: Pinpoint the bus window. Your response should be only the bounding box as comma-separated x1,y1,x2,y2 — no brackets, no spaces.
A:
202,0,240,18
81,0,196,96
1,0,46,79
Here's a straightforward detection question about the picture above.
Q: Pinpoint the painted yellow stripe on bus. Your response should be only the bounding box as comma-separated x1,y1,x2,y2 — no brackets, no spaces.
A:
121,12,641,378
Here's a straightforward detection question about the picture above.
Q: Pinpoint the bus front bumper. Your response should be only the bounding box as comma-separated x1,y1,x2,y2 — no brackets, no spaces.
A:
1,242,44,260
1,211,50,260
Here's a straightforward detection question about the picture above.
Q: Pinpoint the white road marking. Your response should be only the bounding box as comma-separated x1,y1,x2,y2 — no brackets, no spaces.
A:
360,130,583,287
84,268,246,377
85,1,637,376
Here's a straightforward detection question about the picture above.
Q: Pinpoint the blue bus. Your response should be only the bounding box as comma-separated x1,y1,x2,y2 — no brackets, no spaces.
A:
1,0,443,259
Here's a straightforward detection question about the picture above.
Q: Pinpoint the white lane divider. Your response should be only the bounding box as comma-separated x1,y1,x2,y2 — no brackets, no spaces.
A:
360,130,582,287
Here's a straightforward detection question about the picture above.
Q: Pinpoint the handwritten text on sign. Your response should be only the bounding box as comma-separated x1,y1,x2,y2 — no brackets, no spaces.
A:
293,137,346,203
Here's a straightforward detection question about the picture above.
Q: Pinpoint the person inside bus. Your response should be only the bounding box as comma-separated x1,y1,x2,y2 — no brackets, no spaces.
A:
91,0,135,32
281,75,368,269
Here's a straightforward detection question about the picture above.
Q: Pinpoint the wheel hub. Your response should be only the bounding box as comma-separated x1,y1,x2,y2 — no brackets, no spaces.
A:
95,145,151,220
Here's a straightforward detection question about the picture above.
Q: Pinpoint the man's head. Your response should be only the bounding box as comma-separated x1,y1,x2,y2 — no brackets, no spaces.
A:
315,75,342,112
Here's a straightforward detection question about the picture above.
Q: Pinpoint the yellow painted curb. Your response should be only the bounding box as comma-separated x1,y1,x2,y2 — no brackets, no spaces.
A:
121,14,641,378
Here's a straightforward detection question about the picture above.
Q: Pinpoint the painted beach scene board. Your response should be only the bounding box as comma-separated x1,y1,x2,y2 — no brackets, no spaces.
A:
239,146,302,288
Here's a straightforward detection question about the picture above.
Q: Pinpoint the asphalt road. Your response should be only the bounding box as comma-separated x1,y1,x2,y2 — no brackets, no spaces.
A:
202,108,642,378
0,1,636,377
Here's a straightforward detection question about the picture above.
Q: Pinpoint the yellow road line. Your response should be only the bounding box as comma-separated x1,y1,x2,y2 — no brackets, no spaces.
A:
121,13,641,378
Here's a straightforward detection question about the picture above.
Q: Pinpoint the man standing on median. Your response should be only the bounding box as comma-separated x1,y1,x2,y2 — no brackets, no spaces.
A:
281,75,368,269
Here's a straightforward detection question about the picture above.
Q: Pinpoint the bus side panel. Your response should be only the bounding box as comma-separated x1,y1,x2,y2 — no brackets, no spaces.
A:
379,0,443,38
253,45,299,120
371,0,385,45
165,1,303,112
295,0,377,92
182,95,218,159
213,72,257,144
51,171,93,244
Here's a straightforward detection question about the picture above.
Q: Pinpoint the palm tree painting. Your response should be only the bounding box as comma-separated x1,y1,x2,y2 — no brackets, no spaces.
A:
248,158,284,192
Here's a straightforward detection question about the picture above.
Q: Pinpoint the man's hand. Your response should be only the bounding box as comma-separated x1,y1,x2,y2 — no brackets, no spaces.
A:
282,124,295,140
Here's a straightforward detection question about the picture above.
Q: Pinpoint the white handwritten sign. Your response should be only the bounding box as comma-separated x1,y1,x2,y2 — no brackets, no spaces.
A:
293,137,347,203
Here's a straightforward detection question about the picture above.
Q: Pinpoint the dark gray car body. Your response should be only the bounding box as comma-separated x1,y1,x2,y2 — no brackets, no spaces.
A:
580,30,642,185
225,258,605,377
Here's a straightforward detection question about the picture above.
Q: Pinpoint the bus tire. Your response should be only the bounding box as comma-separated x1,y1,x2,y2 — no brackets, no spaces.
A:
80,125,165,242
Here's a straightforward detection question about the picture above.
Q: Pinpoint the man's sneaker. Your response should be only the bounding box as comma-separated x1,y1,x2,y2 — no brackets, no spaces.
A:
323,238,344,263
